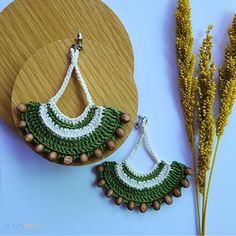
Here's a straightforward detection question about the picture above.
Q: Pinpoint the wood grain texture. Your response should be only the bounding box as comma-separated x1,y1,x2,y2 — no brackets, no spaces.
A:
11,39,138,165
0,0,134,126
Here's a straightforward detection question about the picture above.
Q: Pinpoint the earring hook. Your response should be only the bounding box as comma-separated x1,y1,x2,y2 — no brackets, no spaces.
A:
135,115,148,129
71,32,83,51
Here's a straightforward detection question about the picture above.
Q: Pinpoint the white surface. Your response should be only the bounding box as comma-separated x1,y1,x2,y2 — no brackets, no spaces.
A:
1,0,236,235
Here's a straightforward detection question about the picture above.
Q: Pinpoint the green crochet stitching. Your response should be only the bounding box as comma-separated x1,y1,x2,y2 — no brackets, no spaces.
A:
20,102,123,158
97,161,189,207
16,39,132,165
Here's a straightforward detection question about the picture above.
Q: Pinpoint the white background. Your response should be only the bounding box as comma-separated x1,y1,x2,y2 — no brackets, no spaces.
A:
1,0,236,235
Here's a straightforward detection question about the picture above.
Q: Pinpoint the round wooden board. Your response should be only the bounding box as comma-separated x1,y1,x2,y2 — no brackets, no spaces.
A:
0,0,134,127
11,39,138,166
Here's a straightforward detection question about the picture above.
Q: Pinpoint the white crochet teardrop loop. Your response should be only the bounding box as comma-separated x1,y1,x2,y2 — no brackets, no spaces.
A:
49,48,94,107
124,115,160,164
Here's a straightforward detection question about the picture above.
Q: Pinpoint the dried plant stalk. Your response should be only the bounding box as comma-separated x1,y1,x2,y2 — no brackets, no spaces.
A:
203,15,236,235
176,0,197,147
196,26,216,194
176,1,200,234
216,15,236,137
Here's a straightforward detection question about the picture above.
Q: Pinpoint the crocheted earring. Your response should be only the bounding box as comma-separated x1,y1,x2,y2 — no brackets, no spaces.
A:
16,32,131,165
96,115,192,213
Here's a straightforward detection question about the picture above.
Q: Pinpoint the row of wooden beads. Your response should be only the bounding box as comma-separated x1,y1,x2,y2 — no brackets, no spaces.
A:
96,165,192,213
16,103,131,165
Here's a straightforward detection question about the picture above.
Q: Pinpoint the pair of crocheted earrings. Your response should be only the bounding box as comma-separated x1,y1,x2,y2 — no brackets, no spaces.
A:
16,33,192,213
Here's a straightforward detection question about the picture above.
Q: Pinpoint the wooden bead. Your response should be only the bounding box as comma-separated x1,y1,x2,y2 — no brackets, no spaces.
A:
48,151,58,161
16,103,27,113
79,154,88,164
115,196,123,205
127,201,135,210
164,195,173,205
94,149,103,159
181,178,190,188
64,156,73,165
139,203,148,213
96,165,104,173
24,133,33,142
105,189,113,198
17,120,26,129
185,168,193,176
115,128,124,138
153,200,161,211
34,144,44,153
120,113,131,123
97,178,105,187
106,140,116,151
173,188,181,197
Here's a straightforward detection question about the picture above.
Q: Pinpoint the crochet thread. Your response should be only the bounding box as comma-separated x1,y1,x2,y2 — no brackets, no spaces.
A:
96,115,192,213
16,33,131,165
97,160,190,205
21,102,123,156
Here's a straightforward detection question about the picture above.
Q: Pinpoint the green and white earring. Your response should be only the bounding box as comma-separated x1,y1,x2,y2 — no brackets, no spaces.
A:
16,32,131,165
96,115,192,213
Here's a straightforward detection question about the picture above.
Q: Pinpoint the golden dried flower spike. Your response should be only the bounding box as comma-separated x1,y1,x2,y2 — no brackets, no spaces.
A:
197,25,216,195
176,0,197,147
216,14,236,137
176,0,200,233
195,26,216,235
202,14,236,235
176,1,236,235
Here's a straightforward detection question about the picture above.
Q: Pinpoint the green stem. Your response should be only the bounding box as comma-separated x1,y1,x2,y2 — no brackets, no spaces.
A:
202,136,221,235
190,132,201,236
201,167,208,236
201,189,205,235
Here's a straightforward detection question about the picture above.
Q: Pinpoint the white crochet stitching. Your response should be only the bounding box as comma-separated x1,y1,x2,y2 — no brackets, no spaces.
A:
50,48,94,107
115,162,171,190
39,103,105,138
48,102,94,125
125,116,160,163
123,162,160,177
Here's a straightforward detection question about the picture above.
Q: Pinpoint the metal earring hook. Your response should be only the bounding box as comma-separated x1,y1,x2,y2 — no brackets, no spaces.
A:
135,115,148,130
71,31,83,51
76,32,83,50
